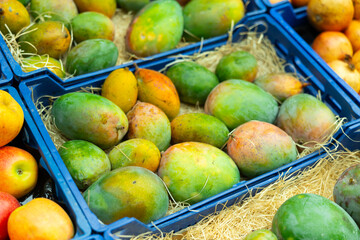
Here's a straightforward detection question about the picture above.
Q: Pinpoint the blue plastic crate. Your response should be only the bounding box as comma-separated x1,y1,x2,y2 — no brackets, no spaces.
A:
18,12,360,235
0,53,13,87
84,235,104,240
269,3,360,118
1,86,92,239
0,0,265,85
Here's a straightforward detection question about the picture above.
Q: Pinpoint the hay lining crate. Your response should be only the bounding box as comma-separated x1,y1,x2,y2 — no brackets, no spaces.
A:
0,0,265,85
18,12,360,237
2,86,92,239
269,3,360,116
0,52,13,86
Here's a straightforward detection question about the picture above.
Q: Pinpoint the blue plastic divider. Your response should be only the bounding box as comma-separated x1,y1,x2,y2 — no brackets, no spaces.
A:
0,53,13,86
0,0,265,85
18,12,360,236
1,86,92,239
269,3,360,116
84,235,104,240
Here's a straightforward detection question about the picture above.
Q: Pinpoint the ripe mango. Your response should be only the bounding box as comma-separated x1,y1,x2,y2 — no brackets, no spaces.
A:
117,0,150,12
65,39,118,76
83,166,169,224
51,92,128,149
125,0,184,57
21,55,65,79
127,102,171,152
71,11,115,43
0,0,30,34
74,0,117,18
19,21,71,59
166,61,219,105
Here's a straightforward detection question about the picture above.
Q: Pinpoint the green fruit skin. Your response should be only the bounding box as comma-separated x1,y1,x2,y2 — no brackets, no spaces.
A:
125,0,184,57
71,12,115,43
276,93,336,144
83,166,169,224
18,0,30,6
158,142,240,204
272,193,360,239
244,229,278,240
166,61,219,105
30,0,78,24
334,164,360,227
170,113,229,148
117,0,150,12
126,102,171,152
58,140,111,190
52,92,128,149
204,79,279,130
215,51,258,82
183,0,245,39
66,39,119,76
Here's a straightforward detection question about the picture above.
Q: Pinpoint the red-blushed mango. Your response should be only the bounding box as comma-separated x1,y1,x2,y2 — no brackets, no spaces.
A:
127,102,171,152
108,138,160,172
205,79,279,130
227,120,297,178
125,0,183,57
71,11,115,43
158,142,240,204
30,0,78,25
170,113,229,148
136,68,180,120
101,68,138,113
51,92,128,150
276,93,336,147
82,166,169,224
244,229,278,240
58,140,111,190
117,0,150,12
0,0,30,34
254,73,306,102
18,21,71,59
74,0,116,18
215,51,258,82
166,61,219,105
183,0,245,39
21,55,65,79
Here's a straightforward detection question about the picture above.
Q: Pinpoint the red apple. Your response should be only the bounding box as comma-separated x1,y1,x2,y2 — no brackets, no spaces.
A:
0,191,20,240
0,146,38,199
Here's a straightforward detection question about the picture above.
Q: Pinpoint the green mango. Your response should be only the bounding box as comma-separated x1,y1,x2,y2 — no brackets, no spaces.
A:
244,229,278,240
166,61,219,105
65,39,118,76
51,92,128,149
117,0,150,12
58,140,111,190
125,0,184,57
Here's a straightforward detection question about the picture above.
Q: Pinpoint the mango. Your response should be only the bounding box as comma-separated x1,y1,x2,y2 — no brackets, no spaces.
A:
126,102,171,152
125,0,184,57
83,166,169,224
171,113,229,148
0,0,30,34
183,0,245,40
74,0,117,18
30,0,78,25
254,73,306,102
136,68,180,120
101,68,138,113
276,93,336,146
215,51,258,82
19,21,71,59
21,55,65,79
108,138,160,172
272,193,360,239
204,79,279,130
65,39,118,76
166,61,219,105
58,140,111,190
158,142,240,204
117,0,150,12
51,92,128,149
227,121,297,178
334,164,360,227
244,230,278,240
71,11,115,43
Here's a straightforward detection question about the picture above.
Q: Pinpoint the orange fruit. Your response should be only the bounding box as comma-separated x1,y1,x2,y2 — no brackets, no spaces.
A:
328,60,360,93
0,90,24,147
312,31,353,63
345,20,360,52
307,0,354,31
7,198,74,240
354,0,360,19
